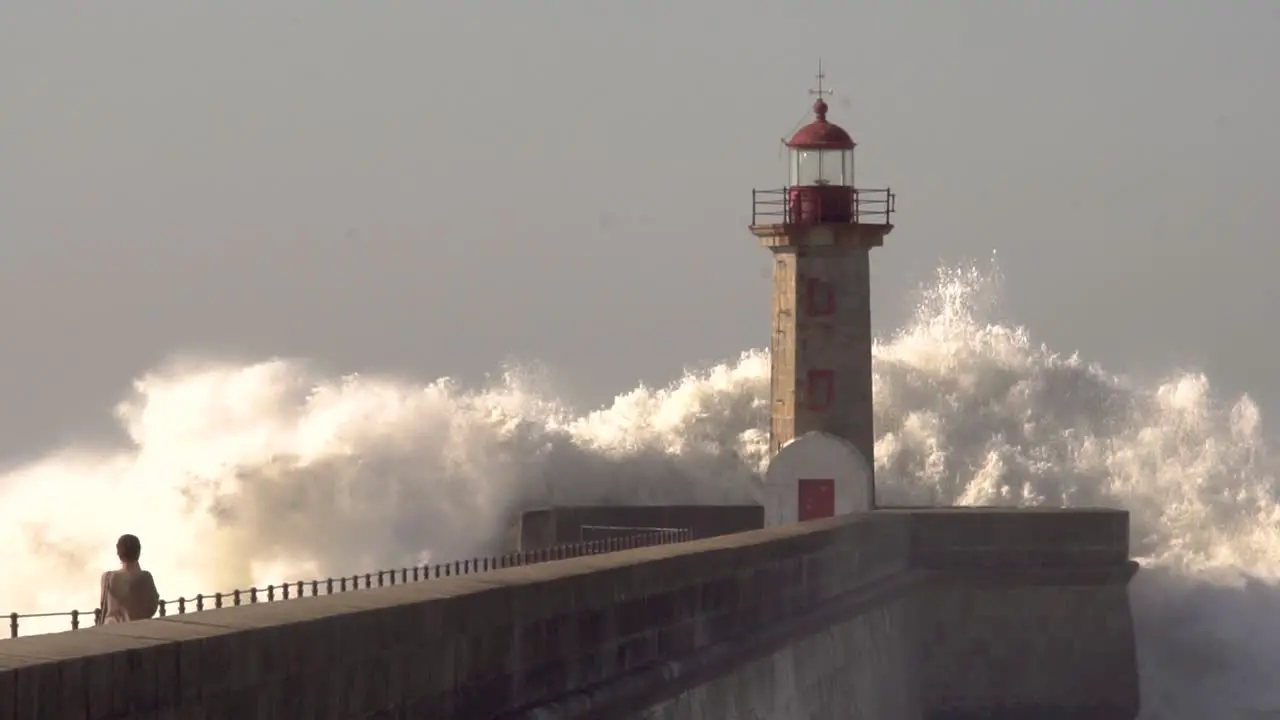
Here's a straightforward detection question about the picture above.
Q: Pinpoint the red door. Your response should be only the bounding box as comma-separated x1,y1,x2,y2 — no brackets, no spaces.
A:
798,478,836,521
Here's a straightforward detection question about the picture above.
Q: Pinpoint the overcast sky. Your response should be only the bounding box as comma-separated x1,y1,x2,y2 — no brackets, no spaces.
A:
2,2,1277,461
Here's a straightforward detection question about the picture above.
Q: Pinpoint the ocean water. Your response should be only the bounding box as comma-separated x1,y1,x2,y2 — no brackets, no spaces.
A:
1,261,1275,717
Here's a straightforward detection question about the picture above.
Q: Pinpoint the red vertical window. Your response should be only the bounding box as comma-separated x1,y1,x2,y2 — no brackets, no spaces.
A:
806,278,835,316
798,478,836,521
807,369,834,411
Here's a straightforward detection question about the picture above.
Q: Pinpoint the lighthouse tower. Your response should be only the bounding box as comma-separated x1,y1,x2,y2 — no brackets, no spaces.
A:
752,68,894,520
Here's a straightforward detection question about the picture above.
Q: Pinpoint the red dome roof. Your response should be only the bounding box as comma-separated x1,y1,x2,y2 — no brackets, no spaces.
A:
786,99,855,150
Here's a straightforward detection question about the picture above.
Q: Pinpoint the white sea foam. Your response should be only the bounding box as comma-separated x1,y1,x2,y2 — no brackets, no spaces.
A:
1,261,1275,717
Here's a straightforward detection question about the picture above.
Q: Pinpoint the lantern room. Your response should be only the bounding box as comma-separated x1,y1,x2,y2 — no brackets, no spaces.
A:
787,98,856,188
784,97,858,224
749,68,895,229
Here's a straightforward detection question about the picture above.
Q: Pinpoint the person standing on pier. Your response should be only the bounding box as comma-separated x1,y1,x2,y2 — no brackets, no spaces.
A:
95,534,160,624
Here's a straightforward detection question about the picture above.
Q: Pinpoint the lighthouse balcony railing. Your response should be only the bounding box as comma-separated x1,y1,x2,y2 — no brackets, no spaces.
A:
751,186,895,227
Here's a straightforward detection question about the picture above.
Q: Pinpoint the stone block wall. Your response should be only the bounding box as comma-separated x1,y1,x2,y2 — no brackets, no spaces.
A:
637,598,920,720
631,508,1139,720
0,509,1138,719
900,508,1141,716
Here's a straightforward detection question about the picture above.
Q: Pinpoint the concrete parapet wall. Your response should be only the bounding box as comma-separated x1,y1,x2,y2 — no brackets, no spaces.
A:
0,509,1138,719
899,507,1131,568
512,505,765,552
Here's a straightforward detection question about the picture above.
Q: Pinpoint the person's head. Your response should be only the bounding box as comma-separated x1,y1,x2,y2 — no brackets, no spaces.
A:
116,534,142,564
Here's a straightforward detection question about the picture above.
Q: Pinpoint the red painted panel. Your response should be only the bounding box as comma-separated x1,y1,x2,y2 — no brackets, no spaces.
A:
806,278,835,316
798,478,836,521
807,369,834,411
787,185,854,224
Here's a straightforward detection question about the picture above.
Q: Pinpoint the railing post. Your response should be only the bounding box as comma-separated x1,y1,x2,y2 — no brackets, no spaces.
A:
71,609,80,630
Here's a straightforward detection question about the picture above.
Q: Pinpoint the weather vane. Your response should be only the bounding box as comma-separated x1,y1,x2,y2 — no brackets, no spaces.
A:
810,58,833,100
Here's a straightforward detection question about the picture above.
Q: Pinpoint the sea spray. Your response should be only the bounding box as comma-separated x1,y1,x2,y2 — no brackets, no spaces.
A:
1,261,1276,717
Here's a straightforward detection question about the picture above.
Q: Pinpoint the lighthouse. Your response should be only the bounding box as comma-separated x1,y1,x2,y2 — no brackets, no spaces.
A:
753,68,895,523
